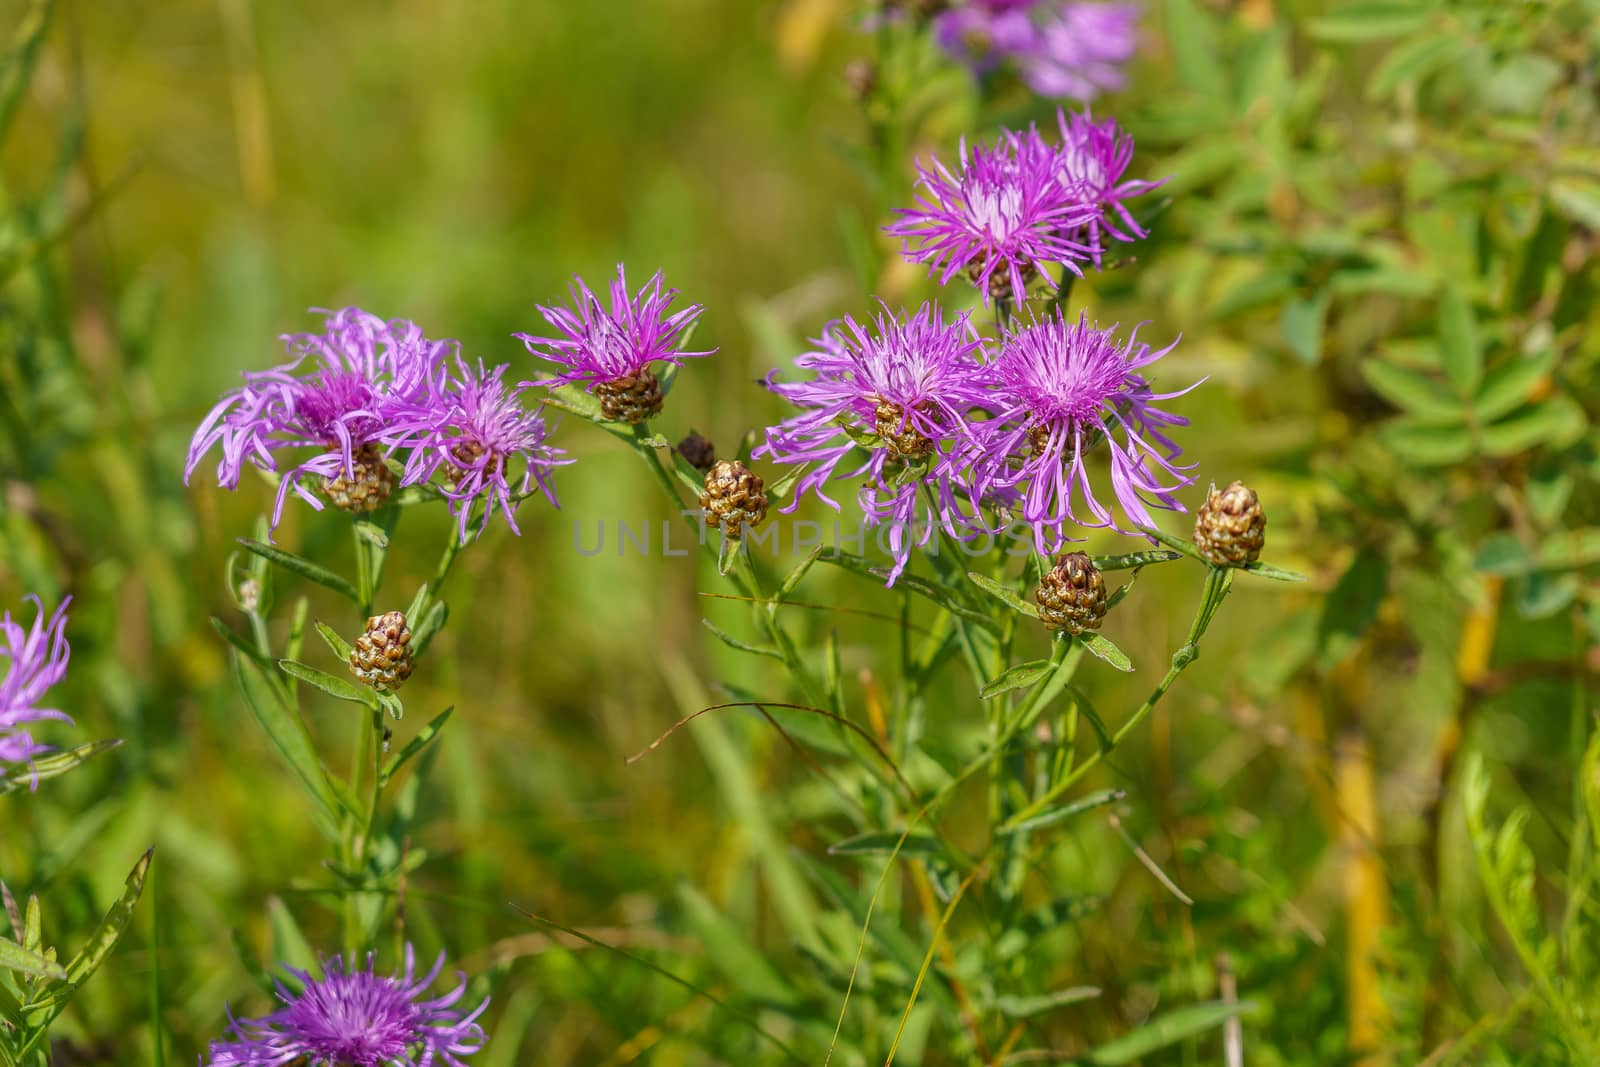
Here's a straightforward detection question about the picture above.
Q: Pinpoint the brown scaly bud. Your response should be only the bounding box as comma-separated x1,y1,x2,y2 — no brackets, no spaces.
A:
594,369,664,424
321,443,395,513
967,259,1036,303
842,59,877,101
873,400,935,462
350,611,413,693
700,459,768,539
1035,551,1108,635
1193,480,1265,567
444,439,502,486
676,430,717,474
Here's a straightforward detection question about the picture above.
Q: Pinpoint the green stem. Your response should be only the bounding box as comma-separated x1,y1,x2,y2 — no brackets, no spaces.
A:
1002,566,1232,831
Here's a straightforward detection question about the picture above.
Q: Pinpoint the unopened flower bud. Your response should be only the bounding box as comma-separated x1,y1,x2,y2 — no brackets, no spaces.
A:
350,610,413,692
700,460,768,539
321,443,395,513
1194,480,1265,567
1035,551,1107,635
594,370,664,424
676,430,717,474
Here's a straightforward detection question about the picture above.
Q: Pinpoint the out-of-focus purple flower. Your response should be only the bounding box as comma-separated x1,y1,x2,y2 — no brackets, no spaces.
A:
0,596,71,777
390,357,570,542
888,129,1095,306
933,1,1139,104
1055,108,1162,265
1020,3,1140,102
933,5,1038,72
968,310,1199,553
185,308,450,530
206,945,487,1067
516,266,712,423
756,302,993,583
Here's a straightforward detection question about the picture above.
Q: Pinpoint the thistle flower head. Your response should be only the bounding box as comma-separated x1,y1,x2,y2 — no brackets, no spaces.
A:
1056,109,1162,264
516,265,713,409
934,4,1039,71
392,357,569,541
887,129,1094,306
970,310,1199,552
757,302,993,582
1019,2,1140,102
185,308,451,531
206,945,487,1067
0,596,72,776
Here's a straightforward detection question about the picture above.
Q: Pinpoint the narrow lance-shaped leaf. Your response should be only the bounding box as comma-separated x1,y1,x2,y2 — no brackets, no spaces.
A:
278,659,377,709
968,571,1041,618
380,706,454,786
237,538,360,603
232,654,345,839
979,659,1053,699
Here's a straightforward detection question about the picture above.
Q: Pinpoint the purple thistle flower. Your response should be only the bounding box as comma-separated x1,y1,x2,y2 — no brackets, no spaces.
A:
933,1,1139,104
756,302,993,583
516,265,713,394
185,308,451,530
389,357,571,542
888,128,1095,307
1019,3,1140,102
968,310,1200,553
206,945,488,1067
933,5,1039,73
0,596,72,777
1055,108,1163,265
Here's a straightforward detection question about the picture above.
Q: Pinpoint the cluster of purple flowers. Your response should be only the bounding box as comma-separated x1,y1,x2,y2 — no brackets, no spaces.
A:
760,304,1197,574
206,946,488,1067
890,109,1160,307
0,595,72,777
186,267,708,540
935,0,1140,102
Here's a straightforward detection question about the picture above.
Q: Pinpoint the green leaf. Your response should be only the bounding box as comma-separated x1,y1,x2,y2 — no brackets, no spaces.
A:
827,830,942,858
980,658,1053,700
1474,533,1533,577
1082,1000,1255,1064
1308,3,1428,43
313,620,353,660
701,618,784,661
1001,789,1126,836
1093,550,1181,571
1438,287,1483,393
1377,418,1473,466
1240,560,1309,583
1080,632,1134,672
1163,0,1226,100
1208,270,1294,320
0,739,122,796
1317,549,1388,668
677,885,799,1008
232,654,342,840
1481,396,1586,457
1366,32,1465,99
1473,352,1555,422
410,599,448,659
265,896,317,977
992,986,1102,1019
277,659,376,708
61,849,151,990
1136,525,1206,563
1360,361,1460,419
0,0,52,152
967,571,1040,618
237,539,359,603
1550,177,1600,231
0,942,64,981
380,706,453,786
1328,267,1436,298
1280,293,1327,364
